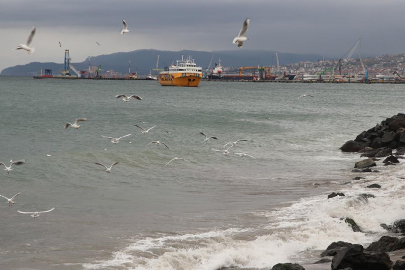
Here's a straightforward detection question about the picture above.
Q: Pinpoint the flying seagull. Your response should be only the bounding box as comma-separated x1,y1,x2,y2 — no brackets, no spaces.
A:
0,192,21,206
65,118,87,129
223,139,248,148
95,162,119,173
0,160,25,174
165,157,186,167
200,132,218,142
101,134,131,144
235,152,255,159
298,94,314,100
233,18,249,48
135,125,156,134
121,20,129,34
59,41,62,47
96,42,101,46
15,26,36,54
212,146,233,155
115,94,142,102
147,141,170,150
18,208,54,218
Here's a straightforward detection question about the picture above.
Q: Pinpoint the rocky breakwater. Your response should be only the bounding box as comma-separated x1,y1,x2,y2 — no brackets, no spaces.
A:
341,113,405,155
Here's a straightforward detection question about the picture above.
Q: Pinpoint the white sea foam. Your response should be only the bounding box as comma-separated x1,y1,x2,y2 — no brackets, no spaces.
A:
83,166,405,270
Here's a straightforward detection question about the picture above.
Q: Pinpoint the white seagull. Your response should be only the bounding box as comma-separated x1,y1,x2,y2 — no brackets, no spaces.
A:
116,94,142,102
121,20,129,34
95,162,119,173
212,146,233,155
200,132,218,142
233,18,249,48
298,94,314,100
15,26,36,54
0,160,25,174
18,208,54,218
101,134,131,144
65,118,87,129
0,192,21,206
223,139,248,148
147,141,170,149
235,152,255,159
135,125,156,134
165,157,186,167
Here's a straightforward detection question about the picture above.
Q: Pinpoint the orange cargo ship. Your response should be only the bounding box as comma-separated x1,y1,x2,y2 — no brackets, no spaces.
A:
158,56,202,87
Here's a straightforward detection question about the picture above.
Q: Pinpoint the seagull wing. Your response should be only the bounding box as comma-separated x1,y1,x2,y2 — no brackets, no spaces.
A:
200,132,207,139
146,125,156,132
59,42,61,47
111,162,119,167
64,123,71,129
26,26,36,46
101,135,114,139
130,95,142,100
18,210,35,214
135,125,145,131
115,94,127,98
74,118,87,125
236,139,248,143
118,134,131,140
96,42,100,46
164,158,175,166
0,162,5,167
238,18,249,37
210,137,218,140
10,192,21,200
223,142,231,148
162,142,170,150
146,141,156,146
0,195,10,200
12,159,25,166
122,20,128,30
95,163,108,169
38,207,54,214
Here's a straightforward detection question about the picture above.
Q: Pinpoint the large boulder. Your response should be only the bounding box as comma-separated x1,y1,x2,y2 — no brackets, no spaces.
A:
366,236,405,252
389,118,405,131
328,192,345,199
395,147,405,156
393,260,405,270
381,131,396,143
341,140,369,152
370,138,383,149
367,184,381,189
331,246,392,270
271,263,305,270
321,241,362,257
393,220,405,233
383,155,400,164
354,159,376,169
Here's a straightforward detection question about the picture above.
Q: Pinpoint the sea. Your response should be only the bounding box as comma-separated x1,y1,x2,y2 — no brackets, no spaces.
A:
0,76,404,270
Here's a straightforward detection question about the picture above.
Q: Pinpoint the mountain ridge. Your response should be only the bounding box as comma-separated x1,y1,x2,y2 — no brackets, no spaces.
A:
1,49,327,76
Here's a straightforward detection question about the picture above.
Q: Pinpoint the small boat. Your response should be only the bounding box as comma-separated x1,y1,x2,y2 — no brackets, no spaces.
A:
158,56,202,87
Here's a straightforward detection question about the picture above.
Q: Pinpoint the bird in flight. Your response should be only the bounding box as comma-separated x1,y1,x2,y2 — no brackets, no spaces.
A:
121,20,129,34
223,139,248,148
15,26,36,54
96,42,101,46
102,134,131,144
95,162,119,173
115,94,142,102
200,132,218,142
233,18,249,48
59,41,62,47
18,208,54,218
212,146,233,155
135,125,156,134
65,118,87,129
298,94,314,100
0,192,21,206
235,152,255,159
0,160,25,174
165,157,186,167
147,141,170,150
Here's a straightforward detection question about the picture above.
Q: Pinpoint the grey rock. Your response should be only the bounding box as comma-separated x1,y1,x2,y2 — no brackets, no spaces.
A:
354,159,376,169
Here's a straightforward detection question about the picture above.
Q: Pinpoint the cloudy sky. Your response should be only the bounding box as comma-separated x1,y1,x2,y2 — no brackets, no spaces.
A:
0,0,404,71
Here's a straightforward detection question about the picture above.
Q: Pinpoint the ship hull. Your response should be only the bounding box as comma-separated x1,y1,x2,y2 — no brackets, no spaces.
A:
158,75,201,87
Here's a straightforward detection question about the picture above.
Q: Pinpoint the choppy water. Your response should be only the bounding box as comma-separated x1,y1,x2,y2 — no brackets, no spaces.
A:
0,76,404,270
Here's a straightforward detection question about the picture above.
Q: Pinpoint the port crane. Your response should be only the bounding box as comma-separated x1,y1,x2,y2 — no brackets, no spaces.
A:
61,50,80,77
204,54,214,77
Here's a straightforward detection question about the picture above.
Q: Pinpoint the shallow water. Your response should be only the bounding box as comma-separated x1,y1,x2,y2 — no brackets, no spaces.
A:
0,77,404,269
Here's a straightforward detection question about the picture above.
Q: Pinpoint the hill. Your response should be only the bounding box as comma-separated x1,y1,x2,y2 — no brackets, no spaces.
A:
1,49,325,76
